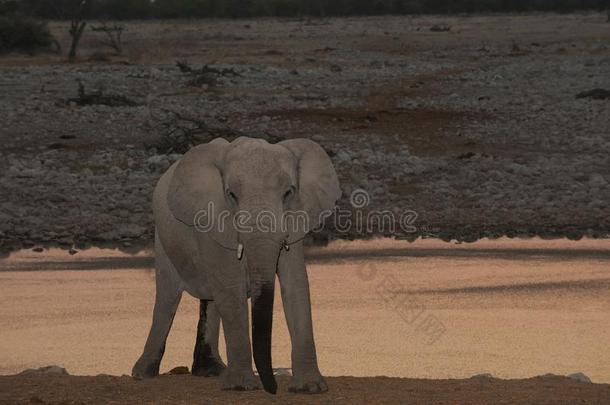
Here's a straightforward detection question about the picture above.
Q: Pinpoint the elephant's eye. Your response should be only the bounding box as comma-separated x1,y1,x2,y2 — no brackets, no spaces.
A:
283,186,296,202
226,190,238,205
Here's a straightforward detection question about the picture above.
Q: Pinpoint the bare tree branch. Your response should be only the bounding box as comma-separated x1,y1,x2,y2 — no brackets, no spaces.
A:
68,0,89,62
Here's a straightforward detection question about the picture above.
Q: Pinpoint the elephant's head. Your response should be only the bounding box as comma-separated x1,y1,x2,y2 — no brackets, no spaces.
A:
166,137,340,393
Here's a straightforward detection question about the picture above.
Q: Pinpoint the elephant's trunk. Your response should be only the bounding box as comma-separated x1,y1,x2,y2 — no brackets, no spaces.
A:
251,273,276,394
245,238,280,394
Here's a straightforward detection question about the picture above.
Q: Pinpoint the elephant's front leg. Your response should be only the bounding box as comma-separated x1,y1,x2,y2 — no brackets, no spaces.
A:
277,242,328,394
132,236,183,379
192,300,226,376
208,263,260,391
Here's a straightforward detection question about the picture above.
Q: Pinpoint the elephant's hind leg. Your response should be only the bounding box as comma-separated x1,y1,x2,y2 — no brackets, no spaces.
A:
192,300,227,376
132,236,183,379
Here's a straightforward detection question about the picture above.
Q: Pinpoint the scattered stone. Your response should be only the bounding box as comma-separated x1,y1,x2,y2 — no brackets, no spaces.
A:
47,143,67,150
567,372,592,383
167,366,190,375
22,240,35,248
457,152,476,160
118,224,147,238
19,366,69,376
311,134,324,142
589,174,607,188
335,150,352,164
471,373,494,379
575,88,610,100
430,24,451,32
147,155,171,173
273,368,292,376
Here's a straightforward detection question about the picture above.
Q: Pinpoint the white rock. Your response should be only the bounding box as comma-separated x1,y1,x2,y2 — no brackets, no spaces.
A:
335,150,352,163
19,365,69,376
470,373,494,379
273,368,292,376
589,174,606,188
567,372,591,383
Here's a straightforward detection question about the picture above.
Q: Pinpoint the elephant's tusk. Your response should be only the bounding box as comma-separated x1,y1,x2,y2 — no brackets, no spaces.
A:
237,243,244,260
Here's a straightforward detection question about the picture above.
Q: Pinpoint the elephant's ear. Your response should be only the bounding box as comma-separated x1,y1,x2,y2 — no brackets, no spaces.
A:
280,139,341,234
168,138,236,246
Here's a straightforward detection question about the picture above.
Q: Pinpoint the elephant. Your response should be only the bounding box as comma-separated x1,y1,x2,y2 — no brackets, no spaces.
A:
191,299,226,377
132,136,341,394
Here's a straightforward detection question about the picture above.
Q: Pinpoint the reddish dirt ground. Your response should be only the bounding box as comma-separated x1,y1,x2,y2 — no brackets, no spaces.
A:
1,374,609,405
263,106,486,157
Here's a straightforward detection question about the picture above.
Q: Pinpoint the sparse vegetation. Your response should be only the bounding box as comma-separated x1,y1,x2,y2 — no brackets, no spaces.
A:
0,15,55,53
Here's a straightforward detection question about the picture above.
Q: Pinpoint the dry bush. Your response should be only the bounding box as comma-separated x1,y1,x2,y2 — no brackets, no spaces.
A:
0,16,55,53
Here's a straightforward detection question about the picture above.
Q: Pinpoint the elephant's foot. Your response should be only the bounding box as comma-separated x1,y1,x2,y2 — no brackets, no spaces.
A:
220,367,261,391
288,372,328,394
131,356,161,380
192,356,226,377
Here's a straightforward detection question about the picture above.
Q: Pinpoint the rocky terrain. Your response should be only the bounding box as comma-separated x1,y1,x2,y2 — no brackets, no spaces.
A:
0,13,608,253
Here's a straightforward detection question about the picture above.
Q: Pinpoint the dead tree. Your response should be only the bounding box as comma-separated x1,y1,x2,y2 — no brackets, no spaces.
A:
91,22,124,55
68,0,89,62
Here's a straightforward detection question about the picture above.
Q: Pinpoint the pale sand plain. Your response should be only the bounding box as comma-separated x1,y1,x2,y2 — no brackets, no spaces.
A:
1,238,609,383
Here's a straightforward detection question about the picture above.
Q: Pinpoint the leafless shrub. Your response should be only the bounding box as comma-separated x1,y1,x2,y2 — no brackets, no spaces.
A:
91,22,124,55
68,80,140,107
176,60,241,88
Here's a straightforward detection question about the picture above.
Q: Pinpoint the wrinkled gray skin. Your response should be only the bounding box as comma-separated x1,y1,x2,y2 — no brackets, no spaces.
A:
132,137,340,394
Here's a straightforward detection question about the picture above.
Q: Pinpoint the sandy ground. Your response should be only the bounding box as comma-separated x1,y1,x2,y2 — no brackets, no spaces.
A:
1,237,609,387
